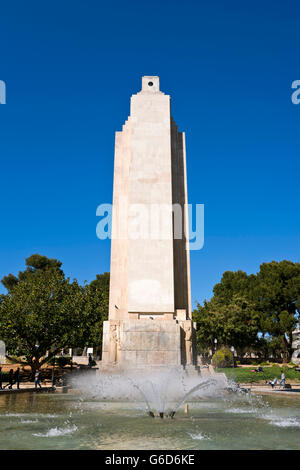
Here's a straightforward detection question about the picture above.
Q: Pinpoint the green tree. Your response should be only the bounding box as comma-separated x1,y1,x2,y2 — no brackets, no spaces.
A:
0,268,84,375
193,270,258,354
1,253,63,292
69,273,109,357
0,255,110,373
193,261,300,362
254,260,300,361
193,295,260,356
212,270,256,303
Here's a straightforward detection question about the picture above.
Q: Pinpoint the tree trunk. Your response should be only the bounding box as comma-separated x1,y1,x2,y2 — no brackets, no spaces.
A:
282,335,291,363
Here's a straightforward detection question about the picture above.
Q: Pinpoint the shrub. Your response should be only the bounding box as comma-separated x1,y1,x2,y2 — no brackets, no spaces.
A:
212,347,233,368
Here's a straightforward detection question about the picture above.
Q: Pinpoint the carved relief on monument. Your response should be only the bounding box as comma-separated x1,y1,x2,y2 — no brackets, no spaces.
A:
178,321,195,366
184,324,193,365
109,322,121,364
292,328,300,365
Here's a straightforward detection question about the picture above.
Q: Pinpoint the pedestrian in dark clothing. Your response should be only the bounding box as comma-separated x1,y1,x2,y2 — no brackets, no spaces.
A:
8,369,14,389
14,368,20,390
88,353,93,368
0,367,2,390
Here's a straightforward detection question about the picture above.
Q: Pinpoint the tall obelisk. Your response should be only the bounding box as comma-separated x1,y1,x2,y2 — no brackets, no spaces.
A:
101,76,197,371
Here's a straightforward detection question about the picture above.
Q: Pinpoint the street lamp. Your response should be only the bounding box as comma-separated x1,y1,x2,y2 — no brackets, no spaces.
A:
231,346,235,382
214,338,218,371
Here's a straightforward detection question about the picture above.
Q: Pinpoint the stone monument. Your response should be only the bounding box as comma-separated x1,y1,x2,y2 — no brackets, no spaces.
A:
101,76,198,373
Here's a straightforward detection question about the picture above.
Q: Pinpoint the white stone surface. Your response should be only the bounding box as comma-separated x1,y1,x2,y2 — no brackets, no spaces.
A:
102,77,196,370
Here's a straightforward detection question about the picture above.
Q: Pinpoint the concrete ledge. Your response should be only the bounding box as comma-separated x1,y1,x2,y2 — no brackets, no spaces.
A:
0,386,55,394
242,384,300,397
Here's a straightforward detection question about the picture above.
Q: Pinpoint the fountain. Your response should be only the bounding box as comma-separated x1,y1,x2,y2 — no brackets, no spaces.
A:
70,368,228,419
1,368,300,450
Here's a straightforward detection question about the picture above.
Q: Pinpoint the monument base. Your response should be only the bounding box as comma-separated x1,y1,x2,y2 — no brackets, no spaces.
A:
100,316,199,375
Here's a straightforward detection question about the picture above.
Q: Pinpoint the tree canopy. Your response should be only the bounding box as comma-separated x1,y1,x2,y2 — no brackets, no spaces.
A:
1,254,63,292
193,260,300,361
0,255,109,373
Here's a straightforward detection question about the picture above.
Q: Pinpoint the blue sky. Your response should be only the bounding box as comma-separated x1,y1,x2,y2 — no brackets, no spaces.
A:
0,0,299,309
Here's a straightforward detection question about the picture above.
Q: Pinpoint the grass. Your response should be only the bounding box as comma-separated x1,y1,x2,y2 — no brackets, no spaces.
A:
219,365,300,384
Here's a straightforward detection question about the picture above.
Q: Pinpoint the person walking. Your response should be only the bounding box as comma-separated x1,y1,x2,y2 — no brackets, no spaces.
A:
34,370,42,389
88,353,93,368
14,368,20,390
279,370,286,389
8,369,14,389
